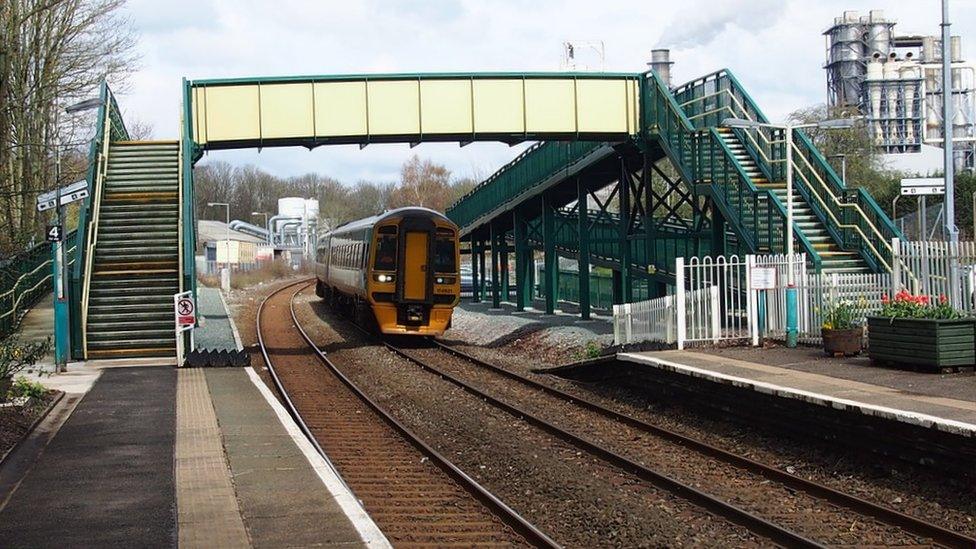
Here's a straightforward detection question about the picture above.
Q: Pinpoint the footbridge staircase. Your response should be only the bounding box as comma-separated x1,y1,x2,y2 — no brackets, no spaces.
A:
69,83,192,360
446,69,902,317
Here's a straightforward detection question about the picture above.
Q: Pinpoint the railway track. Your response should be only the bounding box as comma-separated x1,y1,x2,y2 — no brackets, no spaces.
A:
375,336,975,548
256,280,557,548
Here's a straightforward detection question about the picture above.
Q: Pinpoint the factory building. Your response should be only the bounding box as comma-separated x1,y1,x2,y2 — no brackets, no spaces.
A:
824,9,975,172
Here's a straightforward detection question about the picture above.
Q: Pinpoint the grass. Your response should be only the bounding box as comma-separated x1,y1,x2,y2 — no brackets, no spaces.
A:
199,260,313,290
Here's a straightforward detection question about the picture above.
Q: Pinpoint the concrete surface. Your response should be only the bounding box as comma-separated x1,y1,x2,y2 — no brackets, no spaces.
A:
194,287,243,352
620,350,976,437
205,368,377,548
0,367,178,547
176,368,250,548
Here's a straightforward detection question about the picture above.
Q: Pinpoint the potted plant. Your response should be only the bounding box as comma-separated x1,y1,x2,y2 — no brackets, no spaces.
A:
821,299,862,356
867,291,974,372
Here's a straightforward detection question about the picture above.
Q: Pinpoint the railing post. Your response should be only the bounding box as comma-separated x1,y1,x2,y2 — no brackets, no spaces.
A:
890,236,901,296
676,257,686,350
747,254,759,346
624,303,633,343
710,284,721,343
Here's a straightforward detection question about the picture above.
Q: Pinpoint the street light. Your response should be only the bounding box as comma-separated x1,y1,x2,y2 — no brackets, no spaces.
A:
208,202,230,284
49,96,101,372
830,154,847,186
723,116,859,348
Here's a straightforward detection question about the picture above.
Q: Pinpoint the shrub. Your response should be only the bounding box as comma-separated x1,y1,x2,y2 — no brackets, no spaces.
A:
582,340,602,359
879,291,962,320
8,376,46,399
0,337,50,379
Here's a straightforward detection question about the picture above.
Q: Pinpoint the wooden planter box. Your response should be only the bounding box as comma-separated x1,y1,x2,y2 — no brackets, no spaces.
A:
867,317,976,371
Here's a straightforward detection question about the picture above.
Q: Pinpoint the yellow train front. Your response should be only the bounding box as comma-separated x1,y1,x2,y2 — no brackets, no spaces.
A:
315,207,460,336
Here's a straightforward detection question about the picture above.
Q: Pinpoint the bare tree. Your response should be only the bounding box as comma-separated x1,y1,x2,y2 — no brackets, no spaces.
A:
389,155,453,212
0,0,137,254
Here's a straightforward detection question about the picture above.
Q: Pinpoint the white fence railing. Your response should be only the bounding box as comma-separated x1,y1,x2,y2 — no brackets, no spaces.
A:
892,239,976,315
614,242,976,349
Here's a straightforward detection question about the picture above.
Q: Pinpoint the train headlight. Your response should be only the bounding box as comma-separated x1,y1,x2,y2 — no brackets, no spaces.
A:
374,273,395,283
435,276,456,284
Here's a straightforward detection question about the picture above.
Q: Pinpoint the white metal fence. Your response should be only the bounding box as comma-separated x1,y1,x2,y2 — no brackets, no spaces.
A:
614,242,976,349
892,239,976,315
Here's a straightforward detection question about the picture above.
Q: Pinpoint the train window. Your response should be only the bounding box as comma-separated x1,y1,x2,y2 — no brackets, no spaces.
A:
374,231,397,271
433,230,457,273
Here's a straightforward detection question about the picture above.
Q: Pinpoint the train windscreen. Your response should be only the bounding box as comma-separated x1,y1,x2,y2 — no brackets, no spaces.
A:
433,230,457,273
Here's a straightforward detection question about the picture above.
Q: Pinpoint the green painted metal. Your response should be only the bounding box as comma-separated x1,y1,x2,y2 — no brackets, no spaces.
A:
577,177,591,319
0,230,77,341
490,222,501,308
70,81,128,358
542,192,557,314
189,71,641,87
447,141,612,234
513,208,531,311
674,69,901,272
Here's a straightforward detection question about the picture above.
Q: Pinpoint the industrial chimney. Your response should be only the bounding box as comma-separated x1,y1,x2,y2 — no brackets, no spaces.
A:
649,49,673,87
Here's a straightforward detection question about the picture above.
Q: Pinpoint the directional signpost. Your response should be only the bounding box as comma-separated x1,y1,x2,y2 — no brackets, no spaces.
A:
901,178,946,239
900,177,945,196
36,181,89,370
36,179,89,212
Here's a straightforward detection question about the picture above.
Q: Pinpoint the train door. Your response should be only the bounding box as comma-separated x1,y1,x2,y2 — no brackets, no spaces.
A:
403,231,429,301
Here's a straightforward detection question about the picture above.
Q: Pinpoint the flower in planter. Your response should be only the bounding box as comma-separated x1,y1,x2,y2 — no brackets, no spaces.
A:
880,290,962,320
822,299,861,331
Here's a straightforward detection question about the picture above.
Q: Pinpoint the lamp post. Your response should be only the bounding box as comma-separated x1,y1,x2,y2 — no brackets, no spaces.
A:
830,154,847,186
47,96,102,371
208,202,230,285
723,117,858,348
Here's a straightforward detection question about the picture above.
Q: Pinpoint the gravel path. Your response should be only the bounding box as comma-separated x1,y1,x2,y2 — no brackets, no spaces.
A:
447,342,976,538
293,291,766,548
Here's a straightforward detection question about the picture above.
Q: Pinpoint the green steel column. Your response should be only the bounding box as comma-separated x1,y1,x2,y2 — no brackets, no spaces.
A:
513,209,529,311
618,161,633,303
712,206,726,257
577,178,591,320
478,239,487,302
500,237,510,302
542,192,557,314
490,222,500,308
612,269,623,305
470,235,480,303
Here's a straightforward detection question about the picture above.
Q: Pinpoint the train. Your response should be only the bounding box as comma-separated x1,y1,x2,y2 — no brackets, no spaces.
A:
314,207,461,336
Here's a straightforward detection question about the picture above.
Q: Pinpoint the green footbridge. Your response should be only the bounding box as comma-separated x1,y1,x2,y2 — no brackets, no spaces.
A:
446,69,902,317
65,67,900,360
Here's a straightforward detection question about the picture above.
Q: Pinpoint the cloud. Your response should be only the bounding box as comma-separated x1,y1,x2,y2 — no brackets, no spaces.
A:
657,0,787,49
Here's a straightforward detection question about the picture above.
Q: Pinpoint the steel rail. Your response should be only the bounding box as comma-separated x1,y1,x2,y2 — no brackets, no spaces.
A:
367,333,823,548
255,279,354,496
279,283,559,549
429,340,976,549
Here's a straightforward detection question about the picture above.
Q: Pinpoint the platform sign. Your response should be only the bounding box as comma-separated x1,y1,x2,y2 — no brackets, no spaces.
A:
36,180,89,212
750,267,777,290
900,178,945,196
46,224,63,242
174,291,195,331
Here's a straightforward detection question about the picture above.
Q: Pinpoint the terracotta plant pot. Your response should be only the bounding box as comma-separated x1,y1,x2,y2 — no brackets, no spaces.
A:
822,327,862,356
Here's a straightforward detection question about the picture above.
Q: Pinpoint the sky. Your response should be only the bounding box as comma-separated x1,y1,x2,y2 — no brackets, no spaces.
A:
119,0,976,184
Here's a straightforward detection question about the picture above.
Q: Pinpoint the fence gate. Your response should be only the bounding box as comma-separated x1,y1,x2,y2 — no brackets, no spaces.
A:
676,255,751,348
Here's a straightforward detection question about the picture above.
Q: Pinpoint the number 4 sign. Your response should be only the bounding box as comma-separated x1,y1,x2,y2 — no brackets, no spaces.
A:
46,225,63,242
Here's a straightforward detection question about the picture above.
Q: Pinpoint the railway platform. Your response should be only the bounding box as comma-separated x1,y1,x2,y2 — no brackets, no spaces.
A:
0,363,388,548
619,348,976,437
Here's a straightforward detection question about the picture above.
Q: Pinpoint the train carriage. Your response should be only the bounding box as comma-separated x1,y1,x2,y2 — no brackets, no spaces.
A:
315,207,460,336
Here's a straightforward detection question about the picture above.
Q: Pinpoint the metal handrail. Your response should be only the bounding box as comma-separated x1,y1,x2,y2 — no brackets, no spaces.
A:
80,107,113,357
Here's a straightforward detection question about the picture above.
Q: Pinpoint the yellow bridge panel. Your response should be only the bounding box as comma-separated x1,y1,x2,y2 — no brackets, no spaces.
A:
188,73,640,148
313,81,368,137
